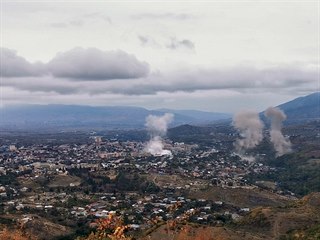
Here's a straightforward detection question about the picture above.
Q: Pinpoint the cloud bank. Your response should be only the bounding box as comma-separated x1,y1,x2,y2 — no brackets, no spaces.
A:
47,48,149,80
0,48,45,77
1,47,149,80
1,48,317,100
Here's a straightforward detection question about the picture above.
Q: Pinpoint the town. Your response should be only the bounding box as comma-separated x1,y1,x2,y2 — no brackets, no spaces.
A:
0,130,298,239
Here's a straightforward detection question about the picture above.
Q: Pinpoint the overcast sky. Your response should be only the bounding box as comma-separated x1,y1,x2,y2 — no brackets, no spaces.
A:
1,0,318,112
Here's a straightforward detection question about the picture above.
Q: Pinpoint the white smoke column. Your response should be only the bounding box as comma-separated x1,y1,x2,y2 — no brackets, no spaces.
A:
233,110,264,152
145,113,174,137
145,113,174,156
145,136,172,157
264,107,291,156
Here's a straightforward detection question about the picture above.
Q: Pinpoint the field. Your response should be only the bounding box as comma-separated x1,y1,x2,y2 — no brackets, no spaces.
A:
188,185,291,208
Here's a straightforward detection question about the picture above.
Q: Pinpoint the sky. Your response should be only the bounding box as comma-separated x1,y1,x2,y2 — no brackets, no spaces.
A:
0,0,319,113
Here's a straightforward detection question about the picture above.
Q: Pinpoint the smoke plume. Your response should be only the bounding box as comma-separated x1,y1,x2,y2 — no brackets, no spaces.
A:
145,113,174,156
145,113,174,137
233,110,264,152
145,136,172,156
264,107,291,156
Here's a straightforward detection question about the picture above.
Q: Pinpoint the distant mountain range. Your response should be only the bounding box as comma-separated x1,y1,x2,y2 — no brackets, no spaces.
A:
0,92,318,131
0,104,231,131
276,92,320,124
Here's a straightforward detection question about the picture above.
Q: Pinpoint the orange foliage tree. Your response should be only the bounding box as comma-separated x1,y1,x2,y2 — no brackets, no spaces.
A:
77,213,132,240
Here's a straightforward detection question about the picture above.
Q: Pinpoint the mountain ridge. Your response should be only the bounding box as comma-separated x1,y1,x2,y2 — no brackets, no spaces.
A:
0,104,231,130
276,92,320,123
1,92,318,130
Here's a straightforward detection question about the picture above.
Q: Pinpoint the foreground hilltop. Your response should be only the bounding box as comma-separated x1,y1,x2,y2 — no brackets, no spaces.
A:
145,192,320,240
1,192,319,239
234,192,320,239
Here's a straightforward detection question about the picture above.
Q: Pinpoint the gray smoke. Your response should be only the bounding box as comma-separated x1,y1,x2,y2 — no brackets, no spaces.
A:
264,107,291,156
233,110,264,152
145,136,172,157
145,113,174,156
145,113,174,137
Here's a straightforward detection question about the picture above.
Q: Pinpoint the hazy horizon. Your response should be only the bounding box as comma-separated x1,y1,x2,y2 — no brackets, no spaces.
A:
1,92,318,115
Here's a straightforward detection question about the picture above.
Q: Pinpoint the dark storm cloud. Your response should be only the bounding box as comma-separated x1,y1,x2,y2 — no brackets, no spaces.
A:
166,38,195,50
1,47,149,80
108,66,315,95
2,48,316,96
47,48,150,80
0,48,45,77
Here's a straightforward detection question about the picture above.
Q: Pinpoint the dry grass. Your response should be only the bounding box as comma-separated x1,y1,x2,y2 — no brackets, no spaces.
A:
0,227,37,240
188,185,291,208
143,224,263,240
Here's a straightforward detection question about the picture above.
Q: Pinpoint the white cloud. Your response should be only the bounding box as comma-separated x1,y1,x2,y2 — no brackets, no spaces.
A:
2,52,316,97
0,48,45,77
47,47,150,80
1,47,150,80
